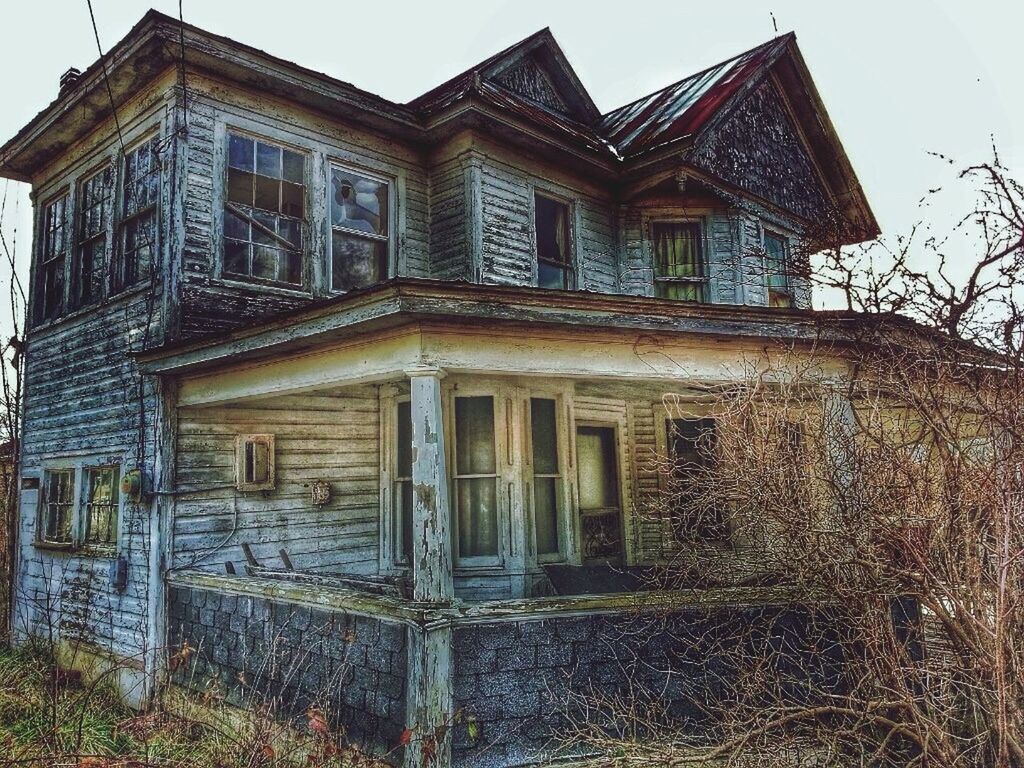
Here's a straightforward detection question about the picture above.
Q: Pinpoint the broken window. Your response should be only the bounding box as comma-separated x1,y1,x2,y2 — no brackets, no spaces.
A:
236,434,276,491
115,137,160,291
534,194,573,289
652,221,705,301
576,425,623,563
38,195,68,322
764,230,792,308
666,418,727,540
225,133,305,286
530,398,562,557
330,166,389,292
394,399,414,564
84,466,120,546
73,167,112,307
454,396,499,561
40,469,74,545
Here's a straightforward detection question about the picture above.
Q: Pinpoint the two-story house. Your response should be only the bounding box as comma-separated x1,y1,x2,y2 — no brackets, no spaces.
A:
0,11,878,768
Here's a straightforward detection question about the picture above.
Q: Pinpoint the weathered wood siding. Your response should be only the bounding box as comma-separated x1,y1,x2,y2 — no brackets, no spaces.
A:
428,155,471,280
173,386,381,575
177,81,429,340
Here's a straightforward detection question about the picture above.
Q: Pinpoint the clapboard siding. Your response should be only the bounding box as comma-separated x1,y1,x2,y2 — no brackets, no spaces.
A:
173,386,382,576
428,155,470,280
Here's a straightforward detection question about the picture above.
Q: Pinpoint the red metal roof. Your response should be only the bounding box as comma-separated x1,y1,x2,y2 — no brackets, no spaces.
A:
599,34,792,158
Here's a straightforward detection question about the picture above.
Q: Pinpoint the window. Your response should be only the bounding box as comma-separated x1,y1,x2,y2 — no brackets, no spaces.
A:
38,195,68,322
652,222,705,301
666,418,727,540
534,194,572,289
764,231,792,308
576,425,623,563
73,167,113,307
330,166,389,292
39,469,74,544
530,398,562,558
394,400,414,564
84,466,120,546
236,434,275,491
453,396,499,561
115,137,160,291
225,133,305,286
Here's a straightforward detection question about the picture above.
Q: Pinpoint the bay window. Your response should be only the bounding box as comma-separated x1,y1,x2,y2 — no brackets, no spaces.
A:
330,165,389,292
224,132,305,286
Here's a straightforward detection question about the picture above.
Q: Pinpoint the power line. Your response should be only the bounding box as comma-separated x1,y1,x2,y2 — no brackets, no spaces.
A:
84,0,127,156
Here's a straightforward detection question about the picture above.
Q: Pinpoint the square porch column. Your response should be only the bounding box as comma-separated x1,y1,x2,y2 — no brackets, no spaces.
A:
405,366,454,768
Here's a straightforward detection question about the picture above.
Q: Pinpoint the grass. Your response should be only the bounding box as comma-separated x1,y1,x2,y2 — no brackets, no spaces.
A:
0,642,383,767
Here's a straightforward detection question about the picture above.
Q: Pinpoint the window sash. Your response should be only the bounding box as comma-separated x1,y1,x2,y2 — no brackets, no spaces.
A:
394,399,413,565
115,137,161,291
329,165,390,292
84,466,119,546
534,194,573,290
39,197,68,321
652,221,706,302
764,231,792,305
530,398,562,558
453,396,500,563
40,469,74,544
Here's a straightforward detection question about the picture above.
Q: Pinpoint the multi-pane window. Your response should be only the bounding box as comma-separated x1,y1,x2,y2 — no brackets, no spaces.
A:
764,231,792,308
40,469,74,544
453,396,499,561
394,400,414,564
330,166,389,292
84,466,120,546
38,196,68,322
666,418,727,540
534,194,572,289
652,221,705,302
115,137,160,291
225,133,305,286
73,167,113,307
530,398,562,557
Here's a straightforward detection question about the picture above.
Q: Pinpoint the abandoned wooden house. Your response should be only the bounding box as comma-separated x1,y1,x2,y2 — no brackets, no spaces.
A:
0,11,879,767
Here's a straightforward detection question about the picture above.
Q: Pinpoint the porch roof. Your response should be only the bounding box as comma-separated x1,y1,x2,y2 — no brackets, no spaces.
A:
137,278,864,377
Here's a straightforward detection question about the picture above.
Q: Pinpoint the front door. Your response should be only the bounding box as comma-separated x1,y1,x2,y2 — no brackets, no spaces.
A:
575,425,624,565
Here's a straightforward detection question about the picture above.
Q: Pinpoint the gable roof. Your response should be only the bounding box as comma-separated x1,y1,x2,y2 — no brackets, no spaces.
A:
408,28,601,124
600,35,790,158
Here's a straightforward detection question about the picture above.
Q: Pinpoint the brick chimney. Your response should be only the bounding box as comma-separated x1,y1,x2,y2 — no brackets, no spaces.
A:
59,67,82,97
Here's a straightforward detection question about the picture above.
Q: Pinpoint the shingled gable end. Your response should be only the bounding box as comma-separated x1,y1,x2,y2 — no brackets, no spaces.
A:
1,11,883,767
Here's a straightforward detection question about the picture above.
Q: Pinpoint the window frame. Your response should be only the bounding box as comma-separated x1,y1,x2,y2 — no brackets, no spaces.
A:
235,433,276,492
221,129,309,290
72,163,114,309
35,460,124,555
36,192,70,324
763,228,793,308
447,387,507,569
391,394,413,568
524,394,571,563
327,161,394,294
81,465,121,549
113,133,162,294
531,190,576,291
649,217,709,302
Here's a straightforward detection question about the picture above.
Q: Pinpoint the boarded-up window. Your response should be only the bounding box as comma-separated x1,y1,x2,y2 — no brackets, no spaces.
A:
115,137,160,291
38,195,68,322
764,231,792,308
40,469,74,544
74,167,112,307
454,396,499,560
330,166,389,292
225,133,305,286
236,434,276,491
534,194,573,289
84,466,120,546
530,398,561,557
652,221,705,302
394,400,414,564
666,418,727,540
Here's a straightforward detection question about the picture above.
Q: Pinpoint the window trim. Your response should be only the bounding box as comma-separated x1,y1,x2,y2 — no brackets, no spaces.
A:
531,190,576,291
649,217,709,302
35,459,124,556
220,128,309,290
446,386,508,570
763,227,793,308
235,434,276,492
327,161,395,294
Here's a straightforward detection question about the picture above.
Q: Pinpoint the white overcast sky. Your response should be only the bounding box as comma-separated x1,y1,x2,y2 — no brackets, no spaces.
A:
0,0,1021,322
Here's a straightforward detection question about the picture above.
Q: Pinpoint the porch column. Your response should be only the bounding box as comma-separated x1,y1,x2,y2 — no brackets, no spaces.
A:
407,366,454,603
405,367,454,768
